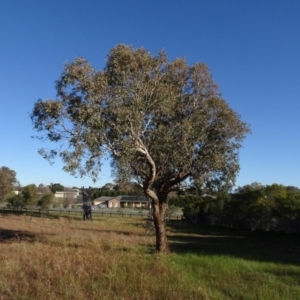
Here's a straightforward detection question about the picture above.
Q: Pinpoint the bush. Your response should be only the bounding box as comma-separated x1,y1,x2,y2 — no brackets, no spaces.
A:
6,194,26,209
37,193,54,211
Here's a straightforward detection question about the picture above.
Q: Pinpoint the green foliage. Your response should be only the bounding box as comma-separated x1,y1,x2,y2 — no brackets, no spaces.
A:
31,44,250,252
6,183,41,209
273,187,300,219
231,183,300,221
169,195,199,207
183,195,226,223
165,205,177,219
183,183,300,233
49,183,64,194
0,166,17,202
22,184,39,207
37,193,54,211
90,187,131,199
6,193,26,208
31,44,249,195
230,183,270,220
91,188,101,199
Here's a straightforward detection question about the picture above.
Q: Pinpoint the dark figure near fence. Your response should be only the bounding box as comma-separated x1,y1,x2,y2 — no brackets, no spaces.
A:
82,203,92,221
81,187,93,221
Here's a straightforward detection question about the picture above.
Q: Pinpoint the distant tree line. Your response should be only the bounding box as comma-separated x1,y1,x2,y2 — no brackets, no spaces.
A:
6,183,54,211
90,182,143,199
178,183,300,234
0,168,144,209
2,165,300,234
91,189,137,199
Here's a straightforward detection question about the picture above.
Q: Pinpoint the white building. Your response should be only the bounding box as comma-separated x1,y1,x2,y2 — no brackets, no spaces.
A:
54,189,82,201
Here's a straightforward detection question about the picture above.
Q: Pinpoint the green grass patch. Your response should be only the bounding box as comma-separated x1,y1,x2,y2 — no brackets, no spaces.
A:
167,253,300,299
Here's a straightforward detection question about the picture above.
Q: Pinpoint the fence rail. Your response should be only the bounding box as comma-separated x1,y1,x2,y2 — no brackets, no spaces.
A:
0,207,182,220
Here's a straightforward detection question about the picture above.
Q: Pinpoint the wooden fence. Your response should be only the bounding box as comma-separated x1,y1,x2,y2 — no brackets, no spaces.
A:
0,207,182,220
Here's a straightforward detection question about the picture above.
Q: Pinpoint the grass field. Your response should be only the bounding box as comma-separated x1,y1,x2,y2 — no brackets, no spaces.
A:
0,213,300,299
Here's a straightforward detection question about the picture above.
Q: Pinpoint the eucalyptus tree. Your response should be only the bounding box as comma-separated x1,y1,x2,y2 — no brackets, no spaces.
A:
31,44,250,253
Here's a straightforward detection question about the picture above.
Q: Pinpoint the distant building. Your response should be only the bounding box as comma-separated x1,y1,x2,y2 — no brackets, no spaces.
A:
93,195,150,208
54,189,82,201
93,196,118,208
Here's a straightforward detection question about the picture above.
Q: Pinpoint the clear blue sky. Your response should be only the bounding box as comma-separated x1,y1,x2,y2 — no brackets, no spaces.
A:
1,0,299,189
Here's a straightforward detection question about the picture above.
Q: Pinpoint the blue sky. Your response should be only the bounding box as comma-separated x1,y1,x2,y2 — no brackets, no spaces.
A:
1,0,299,189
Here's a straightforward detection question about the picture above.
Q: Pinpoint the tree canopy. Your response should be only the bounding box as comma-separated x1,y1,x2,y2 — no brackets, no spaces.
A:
31,44,250,252
49,183,64,194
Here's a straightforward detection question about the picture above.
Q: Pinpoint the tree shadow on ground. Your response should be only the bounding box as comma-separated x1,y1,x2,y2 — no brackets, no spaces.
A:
0,210,63,220
69,227,146,236
0,229,41,243
167,221,300,266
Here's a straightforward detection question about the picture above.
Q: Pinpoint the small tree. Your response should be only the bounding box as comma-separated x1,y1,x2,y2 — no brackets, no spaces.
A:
37,193,54,211
22,184,39,208
31,44,250,253
0,166,17,203
7,193,26,209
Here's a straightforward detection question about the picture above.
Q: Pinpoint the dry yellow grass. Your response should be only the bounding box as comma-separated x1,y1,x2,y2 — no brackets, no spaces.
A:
0,214,201,300
2,213,299,300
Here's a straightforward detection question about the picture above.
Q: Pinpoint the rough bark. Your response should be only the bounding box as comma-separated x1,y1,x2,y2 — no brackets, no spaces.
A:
152,200,170,253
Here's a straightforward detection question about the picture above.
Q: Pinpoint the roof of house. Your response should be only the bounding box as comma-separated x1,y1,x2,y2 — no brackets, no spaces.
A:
93,196,116,202
117,195,150,202
93,195,150,203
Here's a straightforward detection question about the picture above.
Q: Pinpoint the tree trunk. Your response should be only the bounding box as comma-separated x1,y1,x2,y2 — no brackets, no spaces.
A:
152,201,170,253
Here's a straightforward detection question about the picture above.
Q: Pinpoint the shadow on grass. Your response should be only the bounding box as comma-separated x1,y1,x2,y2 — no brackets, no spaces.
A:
69,227,147,237
0,210,62,220
167,222,300,265
0,228,41,243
